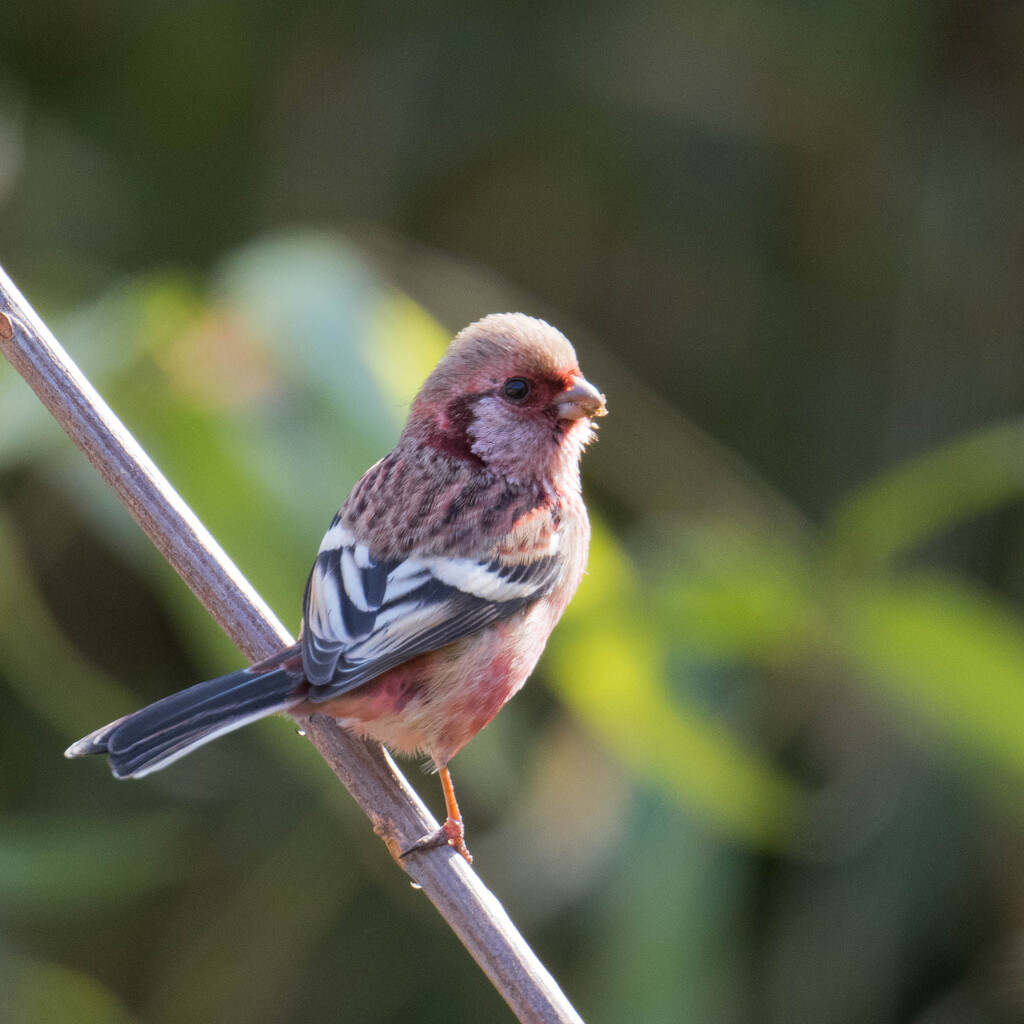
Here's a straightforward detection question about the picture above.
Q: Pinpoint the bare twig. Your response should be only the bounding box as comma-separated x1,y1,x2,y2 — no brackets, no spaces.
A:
0,266,585,1024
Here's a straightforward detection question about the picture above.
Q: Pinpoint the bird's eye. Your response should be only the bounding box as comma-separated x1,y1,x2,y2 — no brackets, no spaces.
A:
503,377,531,401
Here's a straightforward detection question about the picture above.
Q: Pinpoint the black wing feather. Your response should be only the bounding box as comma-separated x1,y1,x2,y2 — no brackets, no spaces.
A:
301,532,560,700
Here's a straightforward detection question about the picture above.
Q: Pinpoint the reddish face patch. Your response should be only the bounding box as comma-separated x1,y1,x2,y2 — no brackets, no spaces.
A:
420,369,580,465
422,395,486,465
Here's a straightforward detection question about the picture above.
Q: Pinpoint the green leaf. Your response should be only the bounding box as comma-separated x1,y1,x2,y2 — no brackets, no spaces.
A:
0,814,185,911
550,526,803,846
657,527,816,663
7,962,137,1024
0,507,133,738
838,574,1024,779
830,419,1024,566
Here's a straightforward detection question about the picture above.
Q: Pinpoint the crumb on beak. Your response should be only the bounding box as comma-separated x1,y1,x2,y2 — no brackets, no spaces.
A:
554,375,607,420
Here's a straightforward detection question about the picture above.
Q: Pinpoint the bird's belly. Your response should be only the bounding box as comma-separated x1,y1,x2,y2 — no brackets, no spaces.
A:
308,604,556,767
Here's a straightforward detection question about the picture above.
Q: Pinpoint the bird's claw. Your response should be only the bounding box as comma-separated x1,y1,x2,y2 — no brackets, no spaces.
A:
400,817,473,864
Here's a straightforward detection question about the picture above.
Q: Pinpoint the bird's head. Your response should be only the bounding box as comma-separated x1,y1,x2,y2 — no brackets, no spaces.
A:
404,313,606,487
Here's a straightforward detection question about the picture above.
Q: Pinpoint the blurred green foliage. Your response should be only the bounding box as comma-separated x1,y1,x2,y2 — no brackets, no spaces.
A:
3,3,1024,1023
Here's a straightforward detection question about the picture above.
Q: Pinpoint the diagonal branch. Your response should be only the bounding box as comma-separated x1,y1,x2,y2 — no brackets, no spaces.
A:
0,266,585,1024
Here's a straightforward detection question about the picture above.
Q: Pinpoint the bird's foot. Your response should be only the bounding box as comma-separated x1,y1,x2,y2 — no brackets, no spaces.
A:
401,817,473,864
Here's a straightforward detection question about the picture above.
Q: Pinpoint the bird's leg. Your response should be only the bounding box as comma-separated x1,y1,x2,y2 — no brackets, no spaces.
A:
438,765,472,863
400,765,473,864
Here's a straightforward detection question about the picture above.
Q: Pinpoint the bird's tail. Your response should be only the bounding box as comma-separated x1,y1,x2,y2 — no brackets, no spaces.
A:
65,646,306,778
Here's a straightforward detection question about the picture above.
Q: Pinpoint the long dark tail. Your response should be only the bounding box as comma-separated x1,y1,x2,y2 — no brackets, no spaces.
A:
65,646,306,778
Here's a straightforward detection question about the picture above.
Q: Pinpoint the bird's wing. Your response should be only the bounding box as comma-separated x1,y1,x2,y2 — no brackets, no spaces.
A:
301,514,561,700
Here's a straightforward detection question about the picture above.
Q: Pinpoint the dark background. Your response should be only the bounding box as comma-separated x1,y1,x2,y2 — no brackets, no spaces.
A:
2,2,1024,1022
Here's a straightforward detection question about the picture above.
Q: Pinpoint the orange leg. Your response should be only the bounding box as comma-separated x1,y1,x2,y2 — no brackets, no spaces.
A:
400,765,473,864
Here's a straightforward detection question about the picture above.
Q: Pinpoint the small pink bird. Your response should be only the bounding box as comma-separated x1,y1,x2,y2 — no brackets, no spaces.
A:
66,313,606,863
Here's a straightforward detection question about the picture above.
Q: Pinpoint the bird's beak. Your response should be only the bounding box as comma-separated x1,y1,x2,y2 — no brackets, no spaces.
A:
555,375,607,420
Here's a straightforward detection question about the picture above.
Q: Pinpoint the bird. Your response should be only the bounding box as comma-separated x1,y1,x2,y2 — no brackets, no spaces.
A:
65,312,606,863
